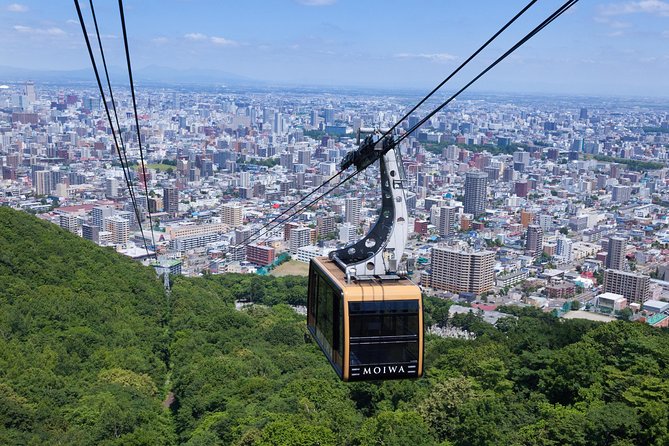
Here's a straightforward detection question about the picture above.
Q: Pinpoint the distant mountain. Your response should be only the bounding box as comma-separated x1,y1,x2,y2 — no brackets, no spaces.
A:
0,65,261,87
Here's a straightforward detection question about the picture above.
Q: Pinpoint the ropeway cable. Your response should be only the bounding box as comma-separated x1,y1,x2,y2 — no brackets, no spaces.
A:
235,0,542,249
74,0,153,258
118,0,158,257
237,0,580,249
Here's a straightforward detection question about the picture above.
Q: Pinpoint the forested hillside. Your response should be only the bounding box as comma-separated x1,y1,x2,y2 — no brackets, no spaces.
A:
0,208,174,444
2,207,669,445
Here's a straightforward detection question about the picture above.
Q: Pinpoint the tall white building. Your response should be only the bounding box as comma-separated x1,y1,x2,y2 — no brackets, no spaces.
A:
556,237,573,261
289,226,311,254
105,177,120,198
92,206,114,228
221,203,243,227
104,216,129,245
339,222,357,244
239,172,251,188
58,213,79,234
345,197,361,226
438,206,456,237
33,170,52,196
430,247,495,294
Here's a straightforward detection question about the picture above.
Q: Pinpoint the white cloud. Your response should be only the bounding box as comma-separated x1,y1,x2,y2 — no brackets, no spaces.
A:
184,32,207,41
184,33,238,46
7,3,28,12
600,0,669,16
87,32,118,40
66,19,79,25
297,0,336,5
210,36,237,46
594,16,632,28
13,25,66,36
394,52,457,63
152,37,169,44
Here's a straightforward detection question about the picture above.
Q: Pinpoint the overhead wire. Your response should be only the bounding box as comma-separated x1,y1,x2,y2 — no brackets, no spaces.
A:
73,0,152,258
88,0,134,201
234,0,540,249
395,0,579,148
237,0,580,248
118,0,157,258
376,0,539,143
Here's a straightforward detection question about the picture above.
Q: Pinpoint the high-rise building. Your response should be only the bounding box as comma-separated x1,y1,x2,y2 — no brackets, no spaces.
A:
606,236,627,270
339,222,357,243
297,149,312,166
289,226,311,254
345,197,361,226
33,170,53,196
280,152,294,171
526,225,544,258
514,180,530,198
603,269,650,304
273,112,284,134
284,222,301,241
235,228,252,245
58,213,79,234
228,244,246,262
513,151,530,170
163,186,179,216
538,215,552,231
105,178,120,198
104,216,129,245
316,214,336,239
464,171,488,217
556,237,573,261
82,223,100,243
221,203,243,227
91,206,114,229
438,206,456,237
24,81,36,103
520,210,534,228
612,185,631,203
430,247,495,294
324,107,335,125
238,171,251,188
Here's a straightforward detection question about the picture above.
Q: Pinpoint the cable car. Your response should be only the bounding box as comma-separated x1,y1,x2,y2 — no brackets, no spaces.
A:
307,130,424,381
308,256,423,381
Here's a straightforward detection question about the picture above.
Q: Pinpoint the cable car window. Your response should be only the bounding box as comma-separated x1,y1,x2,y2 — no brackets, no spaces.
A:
316,275,333,355
311,270,344,371
349,300,419,338
349,341,419,366
307,268,317,327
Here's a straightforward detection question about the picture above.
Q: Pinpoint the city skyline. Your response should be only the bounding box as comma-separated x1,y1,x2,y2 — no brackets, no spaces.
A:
1,0,669,96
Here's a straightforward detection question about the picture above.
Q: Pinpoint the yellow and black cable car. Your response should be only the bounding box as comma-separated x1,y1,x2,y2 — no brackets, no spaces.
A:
306,131,424,381
307,257,423,381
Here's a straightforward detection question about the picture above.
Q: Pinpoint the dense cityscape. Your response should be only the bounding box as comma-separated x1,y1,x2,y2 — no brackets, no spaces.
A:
2,81,668,327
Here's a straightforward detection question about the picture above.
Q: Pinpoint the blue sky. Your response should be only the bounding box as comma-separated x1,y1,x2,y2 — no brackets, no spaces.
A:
1,0,668,96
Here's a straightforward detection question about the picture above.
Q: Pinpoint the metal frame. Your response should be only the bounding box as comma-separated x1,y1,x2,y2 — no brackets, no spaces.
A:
330,130,408,279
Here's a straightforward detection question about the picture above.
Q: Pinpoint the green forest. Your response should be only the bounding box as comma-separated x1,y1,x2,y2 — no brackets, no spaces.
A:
2,207,669,445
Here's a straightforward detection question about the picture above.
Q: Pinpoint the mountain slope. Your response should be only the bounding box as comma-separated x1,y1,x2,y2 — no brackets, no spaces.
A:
2,207,669,446
0,208,174,445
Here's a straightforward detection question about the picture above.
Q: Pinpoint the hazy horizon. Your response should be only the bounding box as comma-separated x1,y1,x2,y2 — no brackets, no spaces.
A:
1,0,669,97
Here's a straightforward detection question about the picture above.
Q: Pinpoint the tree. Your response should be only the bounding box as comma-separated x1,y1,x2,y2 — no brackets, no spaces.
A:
419,376,477,442
618,308,633,321
353,411,435,446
